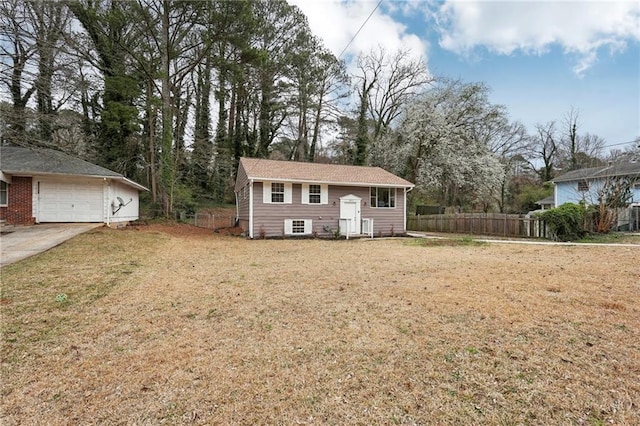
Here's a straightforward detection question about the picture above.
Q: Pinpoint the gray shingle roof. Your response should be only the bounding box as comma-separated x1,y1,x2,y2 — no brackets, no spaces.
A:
1,146,120,177
239,157,414,187
553,162,640,183
535,195,555,206
0,146,147,190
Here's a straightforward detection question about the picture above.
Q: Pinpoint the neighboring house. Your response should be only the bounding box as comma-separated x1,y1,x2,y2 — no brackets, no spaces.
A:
235,157,414,238
535,195,555,211
0,146,147,226
553,162,640,231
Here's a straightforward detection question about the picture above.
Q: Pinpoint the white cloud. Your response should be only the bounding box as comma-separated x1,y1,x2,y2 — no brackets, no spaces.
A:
434,0,640,75
288,0,429,68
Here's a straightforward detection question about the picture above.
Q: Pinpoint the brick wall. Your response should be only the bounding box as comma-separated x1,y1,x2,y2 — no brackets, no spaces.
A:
0,177,35,225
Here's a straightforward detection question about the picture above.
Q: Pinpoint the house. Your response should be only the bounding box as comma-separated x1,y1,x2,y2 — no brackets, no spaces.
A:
235,157,414,238
0,146,147,226
553,162,640,231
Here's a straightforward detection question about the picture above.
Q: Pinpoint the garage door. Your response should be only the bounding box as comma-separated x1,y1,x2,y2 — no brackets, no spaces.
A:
38,178,104,222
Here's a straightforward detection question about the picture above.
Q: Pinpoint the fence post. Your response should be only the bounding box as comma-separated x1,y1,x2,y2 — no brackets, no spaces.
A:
503,214,507,236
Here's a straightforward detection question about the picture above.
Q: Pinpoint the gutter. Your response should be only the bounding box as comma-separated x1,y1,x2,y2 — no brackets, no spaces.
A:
235,190,239,228
246,176,413,189
3,170,148,191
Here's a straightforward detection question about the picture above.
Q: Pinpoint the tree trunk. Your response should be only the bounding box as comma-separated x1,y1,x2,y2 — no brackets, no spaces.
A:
144,79,158,204
159,0,174,216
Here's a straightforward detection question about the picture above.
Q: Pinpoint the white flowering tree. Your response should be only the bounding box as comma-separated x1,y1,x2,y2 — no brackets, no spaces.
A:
373,79,513,210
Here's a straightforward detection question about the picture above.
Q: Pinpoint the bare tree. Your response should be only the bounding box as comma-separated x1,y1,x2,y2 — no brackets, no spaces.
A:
352,46,431,165
29,0,72,143
557,107,606,169
0,0,36,145
593,174,637,233
609,138,640,163
530,121,559,182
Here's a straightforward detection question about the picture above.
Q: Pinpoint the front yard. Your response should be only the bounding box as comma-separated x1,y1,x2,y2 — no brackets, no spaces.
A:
1,224,639,425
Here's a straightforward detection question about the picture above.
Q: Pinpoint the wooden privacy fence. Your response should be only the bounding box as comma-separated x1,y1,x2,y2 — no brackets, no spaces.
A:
407,213,549,238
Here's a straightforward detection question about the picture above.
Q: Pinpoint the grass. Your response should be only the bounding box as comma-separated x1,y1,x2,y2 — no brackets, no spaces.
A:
404,236,488,247
1,225,639,425
576,231,640,244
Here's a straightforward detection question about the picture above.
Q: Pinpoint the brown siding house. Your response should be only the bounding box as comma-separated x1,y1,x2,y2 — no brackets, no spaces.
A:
235,157,414,238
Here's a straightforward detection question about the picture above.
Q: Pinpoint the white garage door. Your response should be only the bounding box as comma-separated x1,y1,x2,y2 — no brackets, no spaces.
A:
38,178,104,222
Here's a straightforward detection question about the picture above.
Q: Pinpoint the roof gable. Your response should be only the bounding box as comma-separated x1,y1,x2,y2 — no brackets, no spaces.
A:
238,157,414,188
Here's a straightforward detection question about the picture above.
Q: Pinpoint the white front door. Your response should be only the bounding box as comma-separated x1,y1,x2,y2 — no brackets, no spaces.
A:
340,195,361,235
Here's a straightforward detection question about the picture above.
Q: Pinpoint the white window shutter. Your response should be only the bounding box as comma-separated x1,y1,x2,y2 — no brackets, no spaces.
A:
284,219,293,235
284,183,292,204
301,184,309,204
321,184,329,204
304,219,312,234
263,181,271,204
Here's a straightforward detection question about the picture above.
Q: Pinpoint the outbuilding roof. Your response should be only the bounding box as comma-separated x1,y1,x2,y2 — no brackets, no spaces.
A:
535,195,555,206
0,146,147,191
553,162,640,183
238,157,414,188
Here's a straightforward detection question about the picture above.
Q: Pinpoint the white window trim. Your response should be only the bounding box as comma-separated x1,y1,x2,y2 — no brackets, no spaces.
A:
370,187,397,209
263,181,292,204
301,183,328,205
0,180,8,207
284,219,313,235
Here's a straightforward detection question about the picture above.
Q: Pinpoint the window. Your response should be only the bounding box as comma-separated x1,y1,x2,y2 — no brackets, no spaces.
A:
263,181,292,204
292,220,305,233
271,182,284,203
578,180,589,191
0,181,7,206
370,187,396,208
284,219,312,235
309,185,321,204
301,183,328,205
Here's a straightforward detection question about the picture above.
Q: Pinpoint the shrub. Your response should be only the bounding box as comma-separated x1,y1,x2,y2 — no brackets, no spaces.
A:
537,203,586,241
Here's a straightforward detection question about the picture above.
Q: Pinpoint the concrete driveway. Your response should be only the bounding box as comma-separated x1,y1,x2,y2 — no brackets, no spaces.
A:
1,223,103,267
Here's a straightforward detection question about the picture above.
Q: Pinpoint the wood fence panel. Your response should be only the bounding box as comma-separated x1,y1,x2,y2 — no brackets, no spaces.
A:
407,214,548,239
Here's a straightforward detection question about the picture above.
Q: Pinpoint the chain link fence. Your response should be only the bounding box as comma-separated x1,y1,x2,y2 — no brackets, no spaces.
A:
177,211,236,230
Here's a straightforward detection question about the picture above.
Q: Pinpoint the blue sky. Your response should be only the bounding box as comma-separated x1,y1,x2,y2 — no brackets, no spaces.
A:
290,0,640,153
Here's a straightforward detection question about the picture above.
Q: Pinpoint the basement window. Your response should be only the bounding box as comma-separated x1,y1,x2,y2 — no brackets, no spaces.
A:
284,219,312,235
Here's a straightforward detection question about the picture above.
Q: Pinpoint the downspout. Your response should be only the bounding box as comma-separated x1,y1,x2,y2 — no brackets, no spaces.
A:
234,190,239,225
249,179,254,239
404,186,414,232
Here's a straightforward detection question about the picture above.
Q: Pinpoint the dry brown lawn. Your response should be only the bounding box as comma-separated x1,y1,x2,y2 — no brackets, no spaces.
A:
1,225,639,425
